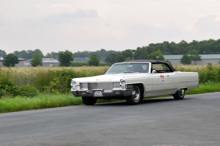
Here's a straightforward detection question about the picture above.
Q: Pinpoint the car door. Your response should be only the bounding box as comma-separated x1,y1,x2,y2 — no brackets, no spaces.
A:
150,63,170,96
161,63,177,94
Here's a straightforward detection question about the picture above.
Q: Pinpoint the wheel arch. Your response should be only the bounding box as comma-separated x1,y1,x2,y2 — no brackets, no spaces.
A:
131,83,144,98
175,87,187,93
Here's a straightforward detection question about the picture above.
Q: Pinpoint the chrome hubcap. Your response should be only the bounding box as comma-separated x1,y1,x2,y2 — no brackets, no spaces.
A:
132,86,140,102
179,89,185,97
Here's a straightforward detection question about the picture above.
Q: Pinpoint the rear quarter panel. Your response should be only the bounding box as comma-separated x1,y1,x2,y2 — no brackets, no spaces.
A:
171,71,199,92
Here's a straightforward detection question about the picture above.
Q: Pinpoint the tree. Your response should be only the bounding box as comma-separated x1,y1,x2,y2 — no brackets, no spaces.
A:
180,54,192,65
0,49,7,57
3,53,19,67
147,50,164,60
125,57,132,61
105,53,118,65
45,52,59,59
121,49,134,59
188,49,201,64
72,49,119,58
32,49,44,58
135,47,148,59
116,54,125,62
13,49,44,59
15,50,28,59
58,50,73,66
31,54,42,67
89,54,100,66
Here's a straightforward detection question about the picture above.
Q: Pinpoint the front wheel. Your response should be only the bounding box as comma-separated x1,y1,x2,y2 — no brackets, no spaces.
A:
173,89,185,100
126,86,142,105
82,97,97,105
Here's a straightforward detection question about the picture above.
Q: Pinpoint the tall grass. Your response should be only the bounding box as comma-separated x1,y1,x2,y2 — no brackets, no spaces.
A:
0,94,83,113
1,64,220,94
0,66,109,86
0,66,109,94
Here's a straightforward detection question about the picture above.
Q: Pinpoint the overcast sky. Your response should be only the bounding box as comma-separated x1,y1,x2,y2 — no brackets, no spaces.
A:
1,0,220,55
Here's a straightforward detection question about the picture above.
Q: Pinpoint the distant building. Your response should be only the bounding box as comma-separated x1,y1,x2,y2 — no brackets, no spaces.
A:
42,58,59,67
0,57,25,67
0,58,60,67
74,57,90,62
0,56,4,61
164,54,220,65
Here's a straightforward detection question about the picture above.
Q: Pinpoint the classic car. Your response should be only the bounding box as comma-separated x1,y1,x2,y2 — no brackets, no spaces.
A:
71,60,199,105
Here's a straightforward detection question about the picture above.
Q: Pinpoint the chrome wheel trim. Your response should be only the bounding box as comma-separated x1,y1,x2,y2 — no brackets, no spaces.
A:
178,89,185,98
132,86,140,103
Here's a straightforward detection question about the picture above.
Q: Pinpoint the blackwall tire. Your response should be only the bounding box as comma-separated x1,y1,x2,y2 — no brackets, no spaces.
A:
126,86,142,105
82,97,97,105
173,89,185,100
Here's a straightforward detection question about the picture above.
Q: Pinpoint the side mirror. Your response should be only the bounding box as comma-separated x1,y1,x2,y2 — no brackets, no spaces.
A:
152,70,156,74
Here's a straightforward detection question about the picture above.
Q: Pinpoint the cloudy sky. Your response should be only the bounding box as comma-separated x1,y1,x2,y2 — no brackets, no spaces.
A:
1,0,220,55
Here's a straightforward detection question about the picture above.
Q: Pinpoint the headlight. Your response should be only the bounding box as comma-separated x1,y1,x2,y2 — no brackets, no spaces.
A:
120,79,126,84
71,80,76,90
120,79,126,89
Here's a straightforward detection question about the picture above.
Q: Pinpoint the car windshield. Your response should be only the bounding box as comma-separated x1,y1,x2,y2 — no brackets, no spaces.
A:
106,63,150,74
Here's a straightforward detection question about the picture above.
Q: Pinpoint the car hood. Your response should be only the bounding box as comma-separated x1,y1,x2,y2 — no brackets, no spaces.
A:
73,73,149,83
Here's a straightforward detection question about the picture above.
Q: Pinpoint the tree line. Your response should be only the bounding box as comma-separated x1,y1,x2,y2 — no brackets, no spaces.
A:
105,39,220,64
1,50,101,67
1,38,220,67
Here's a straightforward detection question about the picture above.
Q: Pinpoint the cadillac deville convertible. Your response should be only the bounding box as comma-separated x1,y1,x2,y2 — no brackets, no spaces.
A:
71,60,199,105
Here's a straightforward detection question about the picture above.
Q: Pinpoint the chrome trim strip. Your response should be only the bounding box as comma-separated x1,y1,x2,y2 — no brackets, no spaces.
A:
144,80,199,86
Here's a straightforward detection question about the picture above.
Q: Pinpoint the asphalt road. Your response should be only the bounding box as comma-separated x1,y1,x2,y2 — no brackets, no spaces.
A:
0,92,220,146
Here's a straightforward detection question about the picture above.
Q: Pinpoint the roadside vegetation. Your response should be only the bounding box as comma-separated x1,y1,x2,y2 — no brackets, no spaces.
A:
0,81,219,113
0,94,81,113
0,64,220,113
186,81,220,95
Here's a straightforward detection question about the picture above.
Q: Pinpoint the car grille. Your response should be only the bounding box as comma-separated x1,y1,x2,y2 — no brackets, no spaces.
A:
80,82,120,90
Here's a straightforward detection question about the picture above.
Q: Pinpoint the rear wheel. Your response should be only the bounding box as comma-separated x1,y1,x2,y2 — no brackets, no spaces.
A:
126,86,142,105
173,89,185,100
82,97,97,105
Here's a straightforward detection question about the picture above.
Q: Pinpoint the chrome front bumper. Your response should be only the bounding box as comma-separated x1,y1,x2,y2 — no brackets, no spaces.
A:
71,89,132,98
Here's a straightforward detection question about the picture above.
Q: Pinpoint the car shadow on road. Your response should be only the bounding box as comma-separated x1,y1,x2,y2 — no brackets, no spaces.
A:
95,97,194,106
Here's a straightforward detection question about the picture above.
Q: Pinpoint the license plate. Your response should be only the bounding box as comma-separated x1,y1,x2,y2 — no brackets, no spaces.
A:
94,91,103,97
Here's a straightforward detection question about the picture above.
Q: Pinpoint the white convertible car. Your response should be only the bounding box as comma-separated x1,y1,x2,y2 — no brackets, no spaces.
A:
71,60,199,105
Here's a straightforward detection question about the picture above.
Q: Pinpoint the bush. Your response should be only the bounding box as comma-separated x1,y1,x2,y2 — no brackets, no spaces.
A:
16,84,38,97
206,63,215,82
34,69,82,93
0,76,18,97
0,76,38,97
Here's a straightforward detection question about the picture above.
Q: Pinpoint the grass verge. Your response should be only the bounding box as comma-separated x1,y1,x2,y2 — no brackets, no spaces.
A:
0,94,83,113
0,82,220,113
186,82,220,95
